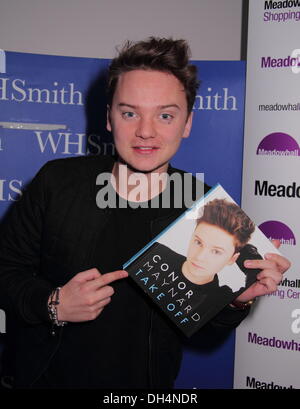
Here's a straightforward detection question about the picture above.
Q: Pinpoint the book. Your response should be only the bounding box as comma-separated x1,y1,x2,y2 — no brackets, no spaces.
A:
123,184,281,337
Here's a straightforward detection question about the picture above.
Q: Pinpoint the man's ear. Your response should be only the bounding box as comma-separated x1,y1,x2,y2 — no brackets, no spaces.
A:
182,111,193,139
228,252,240,265
106,105,112,132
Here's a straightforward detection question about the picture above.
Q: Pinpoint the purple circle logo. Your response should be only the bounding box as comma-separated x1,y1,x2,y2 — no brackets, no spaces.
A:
259,220,296,246
257,133,300,156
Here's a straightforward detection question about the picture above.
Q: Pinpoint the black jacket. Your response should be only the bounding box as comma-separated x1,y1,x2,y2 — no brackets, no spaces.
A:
0,155,249,388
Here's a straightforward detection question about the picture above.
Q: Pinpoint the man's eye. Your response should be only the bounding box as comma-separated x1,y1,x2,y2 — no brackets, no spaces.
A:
160,113,173,121
122,112,136,119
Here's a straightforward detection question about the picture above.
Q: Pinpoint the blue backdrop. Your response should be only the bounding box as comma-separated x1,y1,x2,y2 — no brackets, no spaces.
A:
0,51,245,388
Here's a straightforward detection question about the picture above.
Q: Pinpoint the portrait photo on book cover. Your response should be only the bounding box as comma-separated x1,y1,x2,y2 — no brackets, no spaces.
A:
156,186,281,294
125,185,281,336
158,196,259,293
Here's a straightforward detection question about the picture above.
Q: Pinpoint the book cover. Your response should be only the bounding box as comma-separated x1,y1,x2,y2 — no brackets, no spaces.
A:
123,184,281,337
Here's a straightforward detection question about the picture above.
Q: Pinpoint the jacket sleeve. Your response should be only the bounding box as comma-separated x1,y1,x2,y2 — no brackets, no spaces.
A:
211,303,250,328
0,164,54,325
197,304,250,344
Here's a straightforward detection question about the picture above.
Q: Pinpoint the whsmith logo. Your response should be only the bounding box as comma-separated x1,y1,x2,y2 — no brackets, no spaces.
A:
264,0,300,9
259,220,296,246
193,88,237,111
34,132,115,156
0,50,5,74
255,180,300,198
0,78,83,105
261,55,300,69
0,179,23,201
256,132,300,156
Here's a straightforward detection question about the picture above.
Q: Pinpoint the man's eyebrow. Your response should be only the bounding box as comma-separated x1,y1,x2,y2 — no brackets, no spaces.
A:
117,103,181,110
159,104,181,110
118,103,137,109
194,234,225,251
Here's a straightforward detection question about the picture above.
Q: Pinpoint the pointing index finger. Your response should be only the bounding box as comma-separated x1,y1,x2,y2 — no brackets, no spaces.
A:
100,270,129,286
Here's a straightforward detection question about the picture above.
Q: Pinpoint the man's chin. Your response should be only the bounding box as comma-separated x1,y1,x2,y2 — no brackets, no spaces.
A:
116,157,169,175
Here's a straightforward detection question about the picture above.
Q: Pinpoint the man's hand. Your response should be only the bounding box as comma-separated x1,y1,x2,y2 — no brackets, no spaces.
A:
234,240,291,304
53,268,128,322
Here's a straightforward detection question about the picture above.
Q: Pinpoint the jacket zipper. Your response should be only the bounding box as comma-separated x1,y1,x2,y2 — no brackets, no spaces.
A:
148,309,153,388
29,325,64,386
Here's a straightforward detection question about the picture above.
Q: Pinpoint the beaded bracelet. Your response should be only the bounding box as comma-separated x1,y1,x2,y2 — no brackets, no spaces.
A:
48,287,67,334
230,298,256,310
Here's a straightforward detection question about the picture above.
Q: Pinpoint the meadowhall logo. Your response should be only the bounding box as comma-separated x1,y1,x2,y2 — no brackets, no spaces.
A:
261,54,300,69
259,220,296,246
248,332,300,352
264,0,300,9
264,0,300,22
264,9,300,22
258,102,300,112
246,376,293,390
256,132,300,156
255,180,300,198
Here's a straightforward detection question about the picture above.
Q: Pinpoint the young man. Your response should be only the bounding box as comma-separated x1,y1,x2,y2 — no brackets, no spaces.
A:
182,198,256,285
0,37,290,389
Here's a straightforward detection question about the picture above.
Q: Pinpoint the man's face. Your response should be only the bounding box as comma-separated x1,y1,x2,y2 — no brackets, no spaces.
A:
185,222,239,281
107,70,193,174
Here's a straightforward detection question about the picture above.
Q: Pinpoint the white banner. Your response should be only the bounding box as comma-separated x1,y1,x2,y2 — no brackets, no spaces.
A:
234,0,300,390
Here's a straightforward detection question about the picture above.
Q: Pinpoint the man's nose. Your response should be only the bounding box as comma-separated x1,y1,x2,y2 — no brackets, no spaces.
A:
195,248,207,261
135,117,156,139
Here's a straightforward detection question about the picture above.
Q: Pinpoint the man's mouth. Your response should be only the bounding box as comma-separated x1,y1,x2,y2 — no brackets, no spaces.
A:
191,262,205,270
133,146,159,154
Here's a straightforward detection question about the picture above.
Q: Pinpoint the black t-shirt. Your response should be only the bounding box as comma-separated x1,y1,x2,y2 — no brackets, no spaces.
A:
37,190,178,388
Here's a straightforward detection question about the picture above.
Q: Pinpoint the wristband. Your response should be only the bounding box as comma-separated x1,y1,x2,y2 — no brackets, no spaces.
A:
230,298,256,310
48,287,67,335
